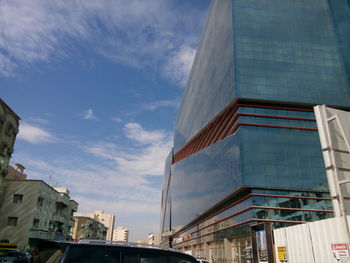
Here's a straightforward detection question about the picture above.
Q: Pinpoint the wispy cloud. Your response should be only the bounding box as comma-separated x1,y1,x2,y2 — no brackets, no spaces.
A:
123,123,166,145
85,122,172,176
17,122,57,144
83,109,97,120
0,0,207,86
144,98,181,111
163,45,197,87
111,117,122,123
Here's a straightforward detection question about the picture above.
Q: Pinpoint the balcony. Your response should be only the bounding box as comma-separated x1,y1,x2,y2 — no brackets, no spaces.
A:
70,200,79,212
28,230,49,239
56,195,69,208
51,214,66,223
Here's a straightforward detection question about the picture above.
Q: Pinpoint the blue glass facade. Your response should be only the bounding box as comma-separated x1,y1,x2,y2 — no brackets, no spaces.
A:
234,0,350,105
161,0,350,257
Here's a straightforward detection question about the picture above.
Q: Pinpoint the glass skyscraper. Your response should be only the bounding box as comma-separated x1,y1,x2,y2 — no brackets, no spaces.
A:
161,0,350,262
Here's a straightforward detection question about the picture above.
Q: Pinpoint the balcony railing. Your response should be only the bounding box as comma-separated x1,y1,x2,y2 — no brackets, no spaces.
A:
28,230,49,239
52,214,66,223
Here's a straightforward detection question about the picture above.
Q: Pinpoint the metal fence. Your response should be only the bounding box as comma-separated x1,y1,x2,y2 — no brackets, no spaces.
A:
273,216,350,263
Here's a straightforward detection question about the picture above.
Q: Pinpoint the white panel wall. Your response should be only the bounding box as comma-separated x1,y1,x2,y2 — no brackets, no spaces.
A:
274,216,349,263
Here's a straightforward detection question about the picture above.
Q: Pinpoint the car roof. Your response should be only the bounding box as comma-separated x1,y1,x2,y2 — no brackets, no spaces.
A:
38,240,196,259
66,243,191,256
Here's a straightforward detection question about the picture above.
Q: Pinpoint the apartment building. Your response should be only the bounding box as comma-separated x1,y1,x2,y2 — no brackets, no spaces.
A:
0,171,78,250
112,227,129,242
74,210,115,241
0,99,20,200
71,216,108,241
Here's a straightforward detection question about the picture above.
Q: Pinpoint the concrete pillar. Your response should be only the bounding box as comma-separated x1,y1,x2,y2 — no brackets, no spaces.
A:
224,238,231,263
204,242,209,261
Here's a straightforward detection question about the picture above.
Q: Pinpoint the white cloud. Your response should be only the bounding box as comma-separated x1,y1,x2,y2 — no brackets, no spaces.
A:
84,123,172,176
144,98,181,111
83,109,97,120
17,122,57,144
0,53,17,77
163,45,197,87
123,123,166,145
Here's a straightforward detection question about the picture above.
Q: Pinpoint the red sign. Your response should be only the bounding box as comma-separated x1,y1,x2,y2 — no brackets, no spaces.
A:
332,244,349,250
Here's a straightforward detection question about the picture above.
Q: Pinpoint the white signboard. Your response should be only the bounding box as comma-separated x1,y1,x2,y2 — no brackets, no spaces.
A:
332,244,350,263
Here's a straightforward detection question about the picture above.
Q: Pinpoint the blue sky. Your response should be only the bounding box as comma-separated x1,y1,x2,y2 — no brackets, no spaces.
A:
1,0,210,241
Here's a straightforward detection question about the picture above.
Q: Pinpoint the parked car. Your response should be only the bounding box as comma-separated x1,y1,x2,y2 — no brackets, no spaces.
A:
34,240,198,263
0,250,30,263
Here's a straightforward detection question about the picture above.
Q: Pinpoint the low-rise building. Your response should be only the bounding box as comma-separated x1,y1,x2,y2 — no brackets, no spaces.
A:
112,227,129,242
0,99,20,201
0,173,78,250
71,216,108,241
74,210,115,241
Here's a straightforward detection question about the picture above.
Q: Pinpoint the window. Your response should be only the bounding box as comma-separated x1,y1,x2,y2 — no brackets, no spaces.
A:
139,252,166,263
0,143,8,156
37,196,44,206
8,217,18,226
122,252,138,263
5,122,14,136
33,218,40,228
13,194,23,204
170,256,197,263
64,246,120,263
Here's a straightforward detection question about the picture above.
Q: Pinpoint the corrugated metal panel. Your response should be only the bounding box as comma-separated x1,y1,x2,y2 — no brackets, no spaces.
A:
309,216,348,263
274,216,350,263
287,223,314,263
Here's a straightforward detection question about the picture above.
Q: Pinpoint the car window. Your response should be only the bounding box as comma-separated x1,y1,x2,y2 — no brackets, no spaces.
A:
34,248,63,263
122,251,138,263
64,246,121,263
169,255,197,263
139,252,166,263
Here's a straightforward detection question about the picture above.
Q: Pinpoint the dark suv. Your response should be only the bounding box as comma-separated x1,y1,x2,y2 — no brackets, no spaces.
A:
34,240,197,263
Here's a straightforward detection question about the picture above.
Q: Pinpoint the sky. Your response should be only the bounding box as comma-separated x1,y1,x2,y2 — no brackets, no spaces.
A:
1,0,211,241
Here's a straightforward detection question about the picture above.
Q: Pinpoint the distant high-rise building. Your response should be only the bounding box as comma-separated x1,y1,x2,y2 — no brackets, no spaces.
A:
0,99,20,201
161,0,350,262
0,169,78,250
112,227,129,242
74,210,115,241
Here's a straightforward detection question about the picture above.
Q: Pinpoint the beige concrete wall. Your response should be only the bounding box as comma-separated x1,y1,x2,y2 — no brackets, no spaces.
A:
0,180,39,250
